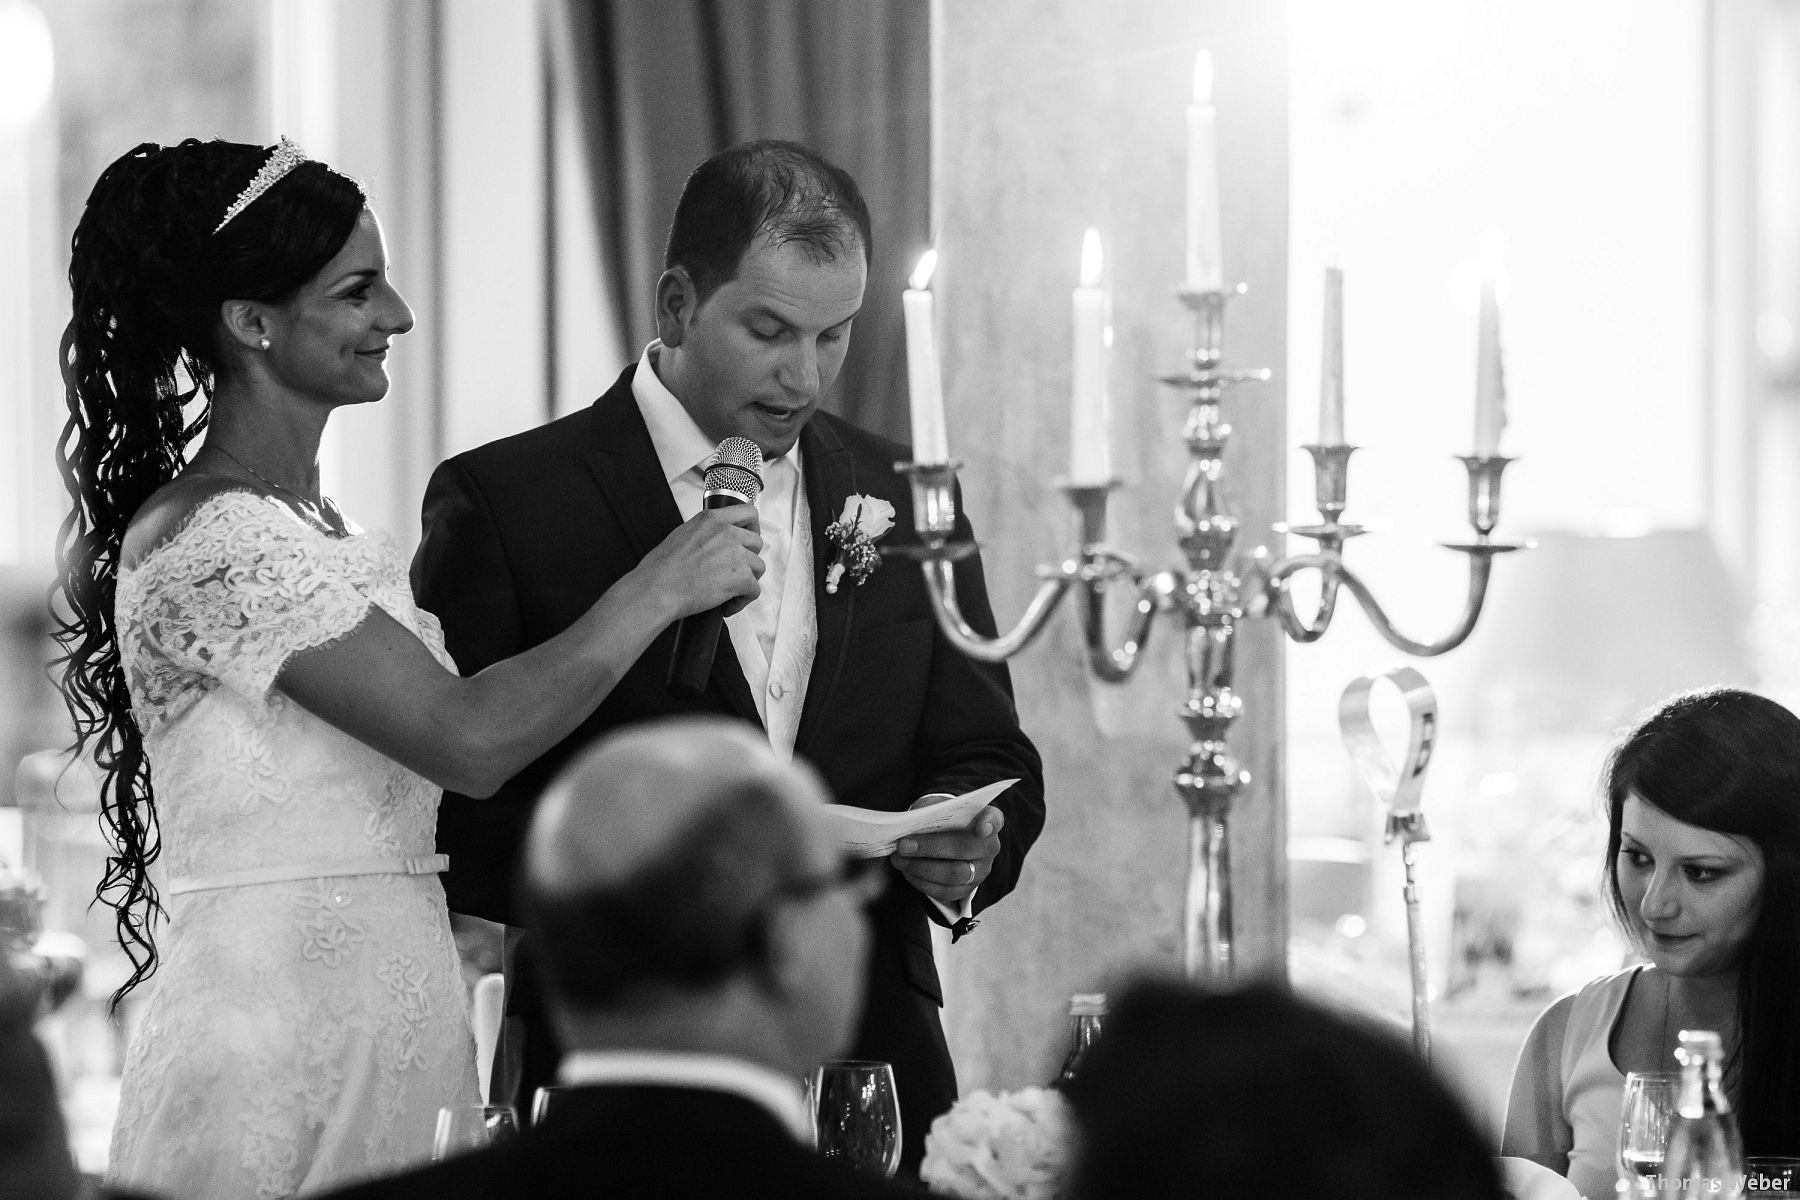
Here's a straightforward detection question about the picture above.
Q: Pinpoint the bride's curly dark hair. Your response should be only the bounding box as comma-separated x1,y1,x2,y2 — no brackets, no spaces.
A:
53,138,365,1006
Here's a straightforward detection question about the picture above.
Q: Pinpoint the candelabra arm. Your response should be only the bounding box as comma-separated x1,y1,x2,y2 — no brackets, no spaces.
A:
1264,443,1357,643
1079,554,1164,683
1266,549,1500,657
920,558,1076,664
1265,570,1342,643
895,459,1078,663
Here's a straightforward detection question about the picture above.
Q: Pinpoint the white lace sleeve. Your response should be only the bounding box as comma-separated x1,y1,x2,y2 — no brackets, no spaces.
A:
132,491,373,706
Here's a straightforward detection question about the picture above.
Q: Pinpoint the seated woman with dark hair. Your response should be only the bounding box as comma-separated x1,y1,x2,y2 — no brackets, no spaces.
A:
1063,977,1505,1200
1503,687,1800,1199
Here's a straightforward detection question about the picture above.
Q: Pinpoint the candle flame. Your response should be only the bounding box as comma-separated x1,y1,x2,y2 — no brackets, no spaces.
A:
1079,228,1104,288
1192,50,1213,105
909,249,938,291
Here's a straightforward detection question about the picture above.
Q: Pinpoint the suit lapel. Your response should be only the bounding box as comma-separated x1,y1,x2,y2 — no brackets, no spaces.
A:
582,371,683,559
794,418,856,753
582,367,760,723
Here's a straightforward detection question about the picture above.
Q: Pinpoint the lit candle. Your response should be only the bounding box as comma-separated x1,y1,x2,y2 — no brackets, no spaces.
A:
1473,231,1507,457
1319,264,1345,445
1185,50,1223,292
903,250,949,464
1070,228,1113,485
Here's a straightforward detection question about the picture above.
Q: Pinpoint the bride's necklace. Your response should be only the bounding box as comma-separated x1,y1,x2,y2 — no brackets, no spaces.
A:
212,444,347,537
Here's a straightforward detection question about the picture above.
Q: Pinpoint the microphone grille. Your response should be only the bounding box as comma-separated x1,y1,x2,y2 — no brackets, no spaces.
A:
703,436,765,501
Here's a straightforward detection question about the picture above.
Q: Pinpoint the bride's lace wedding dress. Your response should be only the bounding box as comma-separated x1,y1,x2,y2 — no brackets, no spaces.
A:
107,490,479,1199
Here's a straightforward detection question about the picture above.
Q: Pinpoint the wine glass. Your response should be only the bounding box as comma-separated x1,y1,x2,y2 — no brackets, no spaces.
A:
1619,1071,1682,1197
808,1059,902,1178
431,1104,520,1160
531,1085,575,1128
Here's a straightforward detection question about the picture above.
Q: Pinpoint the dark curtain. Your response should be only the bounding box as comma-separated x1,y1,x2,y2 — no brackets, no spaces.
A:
550,0,930,443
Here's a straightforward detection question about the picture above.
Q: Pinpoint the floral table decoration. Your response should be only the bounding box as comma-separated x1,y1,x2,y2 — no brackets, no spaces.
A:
920,1086,1077,1200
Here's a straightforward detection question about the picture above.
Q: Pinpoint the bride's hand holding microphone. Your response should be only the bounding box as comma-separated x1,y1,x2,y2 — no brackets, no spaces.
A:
273,501,763,802
636,504,765,620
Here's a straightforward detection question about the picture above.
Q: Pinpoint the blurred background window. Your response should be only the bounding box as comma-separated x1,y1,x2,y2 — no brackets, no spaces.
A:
1284,0,1800,1132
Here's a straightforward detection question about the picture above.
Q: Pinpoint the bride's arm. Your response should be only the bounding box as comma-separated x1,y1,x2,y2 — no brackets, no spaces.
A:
276,505,761,797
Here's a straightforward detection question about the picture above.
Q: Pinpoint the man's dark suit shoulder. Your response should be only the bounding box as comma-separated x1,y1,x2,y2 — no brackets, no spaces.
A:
806,407,908,463
436,402,601,489
315,1087,926,1200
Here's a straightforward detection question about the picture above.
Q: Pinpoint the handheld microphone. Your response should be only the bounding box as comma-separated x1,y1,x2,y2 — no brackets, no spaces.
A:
667,436,764,699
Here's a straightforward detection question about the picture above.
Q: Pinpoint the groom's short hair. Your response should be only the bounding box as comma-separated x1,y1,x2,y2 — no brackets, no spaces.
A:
664,139,873,304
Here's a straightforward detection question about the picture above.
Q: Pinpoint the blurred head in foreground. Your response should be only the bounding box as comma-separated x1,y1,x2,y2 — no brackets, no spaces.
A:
0,953,81,1200
521,717,880,1077
1064,978,1505,1200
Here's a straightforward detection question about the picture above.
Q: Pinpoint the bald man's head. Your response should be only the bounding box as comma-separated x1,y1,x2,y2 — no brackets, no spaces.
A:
519,718,844,1010
526,719,821,897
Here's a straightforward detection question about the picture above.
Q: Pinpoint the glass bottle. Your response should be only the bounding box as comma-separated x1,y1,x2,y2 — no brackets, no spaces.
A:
1053,992,1107,1087
1663,1029,1744,1200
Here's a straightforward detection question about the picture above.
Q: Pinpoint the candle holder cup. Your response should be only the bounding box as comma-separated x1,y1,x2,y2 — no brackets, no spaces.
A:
898,283,1521,981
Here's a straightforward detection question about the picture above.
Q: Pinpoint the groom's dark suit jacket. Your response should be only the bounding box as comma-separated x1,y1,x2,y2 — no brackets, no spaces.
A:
412,364,1045,1171
317,1085,926,1200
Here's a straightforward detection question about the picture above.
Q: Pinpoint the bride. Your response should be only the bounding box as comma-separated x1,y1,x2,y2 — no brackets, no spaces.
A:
54,137,763,1198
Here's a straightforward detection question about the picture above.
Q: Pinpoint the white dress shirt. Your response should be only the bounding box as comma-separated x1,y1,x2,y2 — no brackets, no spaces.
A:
633,344,972,922
633,343,814,757
558,1049,811,1143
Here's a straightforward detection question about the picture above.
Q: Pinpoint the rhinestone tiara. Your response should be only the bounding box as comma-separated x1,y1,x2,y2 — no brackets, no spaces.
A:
212,137,310,235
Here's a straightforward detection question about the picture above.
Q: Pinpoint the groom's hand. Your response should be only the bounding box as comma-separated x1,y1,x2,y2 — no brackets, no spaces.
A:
889,803,1006,905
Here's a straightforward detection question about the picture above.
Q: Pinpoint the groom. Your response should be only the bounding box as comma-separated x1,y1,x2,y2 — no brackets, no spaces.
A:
413,139,1044,1174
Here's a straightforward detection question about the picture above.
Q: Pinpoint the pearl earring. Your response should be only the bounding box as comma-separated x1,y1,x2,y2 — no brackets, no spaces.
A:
259,337,271,351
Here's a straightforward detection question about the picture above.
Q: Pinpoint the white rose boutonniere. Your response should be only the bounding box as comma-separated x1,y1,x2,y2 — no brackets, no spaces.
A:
823,493,896,594
920,1087,1077,1200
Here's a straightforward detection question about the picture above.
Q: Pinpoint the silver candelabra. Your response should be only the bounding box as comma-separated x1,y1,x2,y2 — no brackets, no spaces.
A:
893,283,1523,980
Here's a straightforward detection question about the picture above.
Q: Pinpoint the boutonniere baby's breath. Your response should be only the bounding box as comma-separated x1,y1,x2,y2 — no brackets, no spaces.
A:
824,493,896,594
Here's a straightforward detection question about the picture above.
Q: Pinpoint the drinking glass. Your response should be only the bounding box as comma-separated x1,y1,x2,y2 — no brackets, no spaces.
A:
531,1085,575,1128
808,1059,902,1178
1746,1157,1800,1197
431,1104,519,1160
1618,1071,1682,1196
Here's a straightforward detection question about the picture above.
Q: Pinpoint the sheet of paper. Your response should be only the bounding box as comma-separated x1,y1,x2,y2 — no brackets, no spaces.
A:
824,778,1019,857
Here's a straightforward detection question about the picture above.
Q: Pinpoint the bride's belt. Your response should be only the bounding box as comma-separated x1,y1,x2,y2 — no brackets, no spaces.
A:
166,853,450,896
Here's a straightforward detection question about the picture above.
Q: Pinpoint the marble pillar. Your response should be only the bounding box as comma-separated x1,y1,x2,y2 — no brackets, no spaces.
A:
930,0,1290,1090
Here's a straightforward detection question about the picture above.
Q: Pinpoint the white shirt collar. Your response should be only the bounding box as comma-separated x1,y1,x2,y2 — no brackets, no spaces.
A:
632,341,801,484
557,1049,811,1143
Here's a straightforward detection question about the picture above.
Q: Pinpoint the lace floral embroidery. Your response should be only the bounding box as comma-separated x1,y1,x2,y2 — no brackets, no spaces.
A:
297,882,368,968
105,491,478,1200
378,953,434,1073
